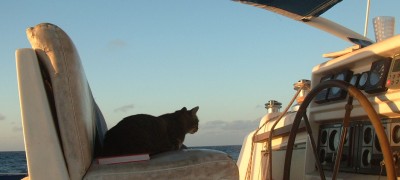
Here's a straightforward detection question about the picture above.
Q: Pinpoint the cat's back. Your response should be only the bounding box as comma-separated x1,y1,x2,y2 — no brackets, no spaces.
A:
118,113,159,124
107,114,167,134
103,114,170,155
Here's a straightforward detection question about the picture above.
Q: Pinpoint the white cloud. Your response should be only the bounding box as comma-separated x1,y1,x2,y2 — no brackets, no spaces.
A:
185,118,260,146
0,114,5,121
114,104,134,113
107,39,128,51
201,119,259,132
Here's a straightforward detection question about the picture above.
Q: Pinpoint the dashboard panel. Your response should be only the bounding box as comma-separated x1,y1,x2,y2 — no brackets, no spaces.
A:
309,35,400,177
309,36,400,122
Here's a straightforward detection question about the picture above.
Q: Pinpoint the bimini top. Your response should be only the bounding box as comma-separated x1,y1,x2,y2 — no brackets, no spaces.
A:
234,0,342,21
235,0,373,47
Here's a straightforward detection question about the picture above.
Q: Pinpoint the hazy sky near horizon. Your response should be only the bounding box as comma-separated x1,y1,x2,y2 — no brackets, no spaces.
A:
1,1,400,151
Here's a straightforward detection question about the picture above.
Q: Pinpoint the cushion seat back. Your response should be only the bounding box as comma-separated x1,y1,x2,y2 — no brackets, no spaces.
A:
26,23,103,180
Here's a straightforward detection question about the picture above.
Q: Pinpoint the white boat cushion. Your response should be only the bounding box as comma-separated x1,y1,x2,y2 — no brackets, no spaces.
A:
27,23,97,180
84,149,238,180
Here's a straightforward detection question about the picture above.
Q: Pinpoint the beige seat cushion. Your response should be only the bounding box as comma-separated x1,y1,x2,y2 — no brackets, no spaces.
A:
27,23,96,180
85,149,239,180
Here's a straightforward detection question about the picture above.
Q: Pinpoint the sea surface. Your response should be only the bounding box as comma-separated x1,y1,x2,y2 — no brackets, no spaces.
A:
0,145,241,177
190,145,242,161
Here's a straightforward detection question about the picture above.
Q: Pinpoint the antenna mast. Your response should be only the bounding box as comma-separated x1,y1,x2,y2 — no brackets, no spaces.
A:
364,0,371,37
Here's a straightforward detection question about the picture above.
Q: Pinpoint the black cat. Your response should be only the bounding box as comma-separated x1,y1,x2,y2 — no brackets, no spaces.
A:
102,106,199,156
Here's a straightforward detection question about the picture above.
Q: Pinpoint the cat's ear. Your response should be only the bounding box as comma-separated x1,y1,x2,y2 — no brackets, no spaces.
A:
181,107,187,111
191,106,199,115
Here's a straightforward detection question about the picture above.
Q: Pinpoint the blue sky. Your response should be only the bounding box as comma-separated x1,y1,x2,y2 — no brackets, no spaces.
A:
1,1,399,151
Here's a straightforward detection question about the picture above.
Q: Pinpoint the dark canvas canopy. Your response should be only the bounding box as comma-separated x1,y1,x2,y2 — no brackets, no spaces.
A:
235,0,374,46
234,0,342,21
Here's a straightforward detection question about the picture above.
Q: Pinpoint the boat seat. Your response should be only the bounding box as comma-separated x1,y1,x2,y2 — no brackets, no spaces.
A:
16,23,238,180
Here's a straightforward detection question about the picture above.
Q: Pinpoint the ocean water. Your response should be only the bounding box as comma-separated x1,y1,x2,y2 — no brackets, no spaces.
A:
0,145,241,176
0,151,27,174
190,145,242,161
